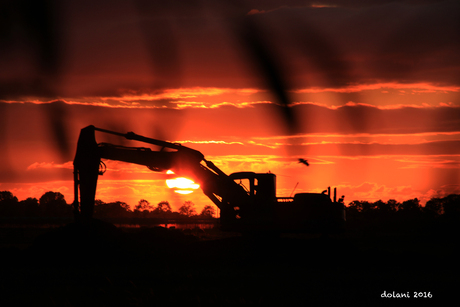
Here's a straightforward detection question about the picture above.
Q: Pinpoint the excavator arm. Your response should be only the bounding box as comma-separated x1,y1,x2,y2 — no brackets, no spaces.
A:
72,125,248,224
73,125,346,233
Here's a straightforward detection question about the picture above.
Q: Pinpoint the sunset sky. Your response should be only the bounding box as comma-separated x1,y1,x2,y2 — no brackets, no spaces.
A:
1,0,459,212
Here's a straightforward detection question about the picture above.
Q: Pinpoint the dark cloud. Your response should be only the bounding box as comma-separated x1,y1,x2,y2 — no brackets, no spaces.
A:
1,0,458,100
251,1,460,87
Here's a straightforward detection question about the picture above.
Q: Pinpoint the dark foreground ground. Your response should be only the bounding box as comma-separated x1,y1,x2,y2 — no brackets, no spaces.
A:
0,220,458,306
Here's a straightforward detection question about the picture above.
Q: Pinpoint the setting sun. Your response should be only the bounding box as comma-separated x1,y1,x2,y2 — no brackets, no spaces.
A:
166,171,200,194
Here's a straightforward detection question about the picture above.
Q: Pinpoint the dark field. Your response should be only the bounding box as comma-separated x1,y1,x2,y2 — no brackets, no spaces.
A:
0,220,458,306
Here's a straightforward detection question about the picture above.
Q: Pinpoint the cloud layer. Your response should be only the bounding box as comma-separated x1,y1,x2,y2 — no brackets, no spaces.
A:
1,1,459,99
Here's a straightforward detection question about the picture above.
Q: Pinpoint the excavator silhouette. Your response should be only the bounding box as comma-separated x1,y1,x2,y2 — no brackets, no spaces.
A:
73,125,345,233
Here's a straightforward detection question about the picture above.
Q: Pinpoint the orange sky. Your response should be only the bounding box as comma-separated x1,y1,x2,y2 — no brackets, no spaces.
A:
1,1,459,212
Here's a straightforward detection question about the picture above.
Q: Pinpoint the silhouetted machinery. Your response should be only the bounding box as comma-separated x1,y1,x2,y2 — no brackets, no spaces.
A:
73,125,345,233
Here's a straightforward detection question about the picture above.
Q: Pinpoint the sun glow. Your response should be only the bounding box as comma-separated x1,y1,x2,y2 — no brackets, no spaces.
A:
174,190,194,195
165,171,200,194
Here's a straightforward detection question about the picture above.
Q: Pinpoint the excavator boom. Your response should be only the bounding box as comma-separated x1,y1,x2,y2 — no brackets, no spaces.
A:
73,125,247,226
73,125,345,233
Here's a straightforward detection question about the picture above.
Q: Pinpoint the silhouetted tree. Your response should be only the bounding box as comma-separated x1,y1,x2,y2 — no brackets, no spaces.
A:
39,191,71,217
347,200,359,211
348,200,376,213
374,199,397,218
94,200,131,218
399,198,421,212
0,191,17,202
200,205,216,218
361,201,376,213
93,199,106,217
345,200,361,218
423,197,443,217
153,201,172,214
442,194,460,218
178,201,196,217
135,199,152,212
116,201,131,212
346,200,378,219
386,199,400,212
134,199,153,217
0,191,19,216
18,197,40,216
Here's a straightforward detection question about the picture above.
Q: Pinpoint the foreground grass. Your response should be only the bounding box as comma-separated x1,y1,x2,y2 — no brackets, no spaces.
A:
0,220,458,306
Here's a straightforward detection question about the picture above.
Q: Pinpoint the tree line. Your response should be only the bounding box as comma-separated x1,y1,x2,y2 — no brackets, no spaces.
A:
345,195,460,220
1,190,459,221
0,191,216,219
344,195,460,233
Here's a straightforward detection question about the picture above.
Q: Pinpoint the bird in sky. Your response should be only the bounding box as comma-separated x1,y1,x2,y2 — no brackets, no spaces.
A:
298,158,309,166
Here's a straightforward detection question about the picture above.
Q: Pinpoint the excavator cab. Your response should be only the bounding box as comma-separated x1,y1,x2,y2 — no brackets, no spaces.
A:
230,172,276,200
226,172,277,229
